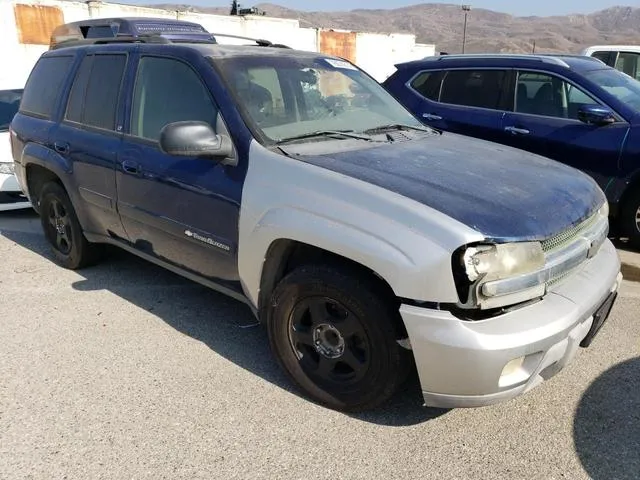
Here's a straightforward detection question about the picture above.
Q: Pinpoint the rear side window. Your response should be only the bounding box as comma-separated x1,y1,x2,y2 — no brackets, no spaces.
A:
440,69,509,110
20,56,73,119
130,56,218,142
410,71,444,101
65,54,127,130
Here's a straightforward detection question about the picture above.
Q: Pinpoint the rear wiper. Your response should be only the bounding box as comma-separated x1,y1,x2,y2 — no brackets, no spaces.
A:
275,130,374,145
363,123,435,134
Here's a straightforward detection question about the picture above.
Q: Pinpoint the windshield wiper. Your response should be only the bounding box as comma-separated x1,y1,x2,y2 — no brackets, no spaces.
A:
275,129,373,145
362,123,435,134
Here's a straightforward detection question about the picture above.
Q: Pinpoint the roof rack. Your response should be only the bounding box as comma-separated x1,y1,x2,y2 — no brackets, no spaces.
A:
49,17,291,50
49,17,213,49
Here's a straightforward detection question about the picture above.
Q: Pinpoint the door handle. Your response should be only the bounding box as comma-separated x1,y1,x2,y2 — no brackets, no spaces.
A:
53,142,69,155
504,126,530,135
422,113,443,121
121,160,140,175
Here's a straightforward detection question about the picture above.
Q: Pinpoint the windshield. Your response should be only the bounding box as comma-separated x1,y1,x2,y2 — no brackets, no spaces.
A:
0,89,22,131
215,55,422,143
585,68,640,111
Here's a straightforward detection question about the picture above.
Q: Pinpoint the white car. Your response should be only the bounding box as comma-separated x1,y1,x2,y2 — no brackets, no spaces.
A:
0,88,31,211
581,45,640,81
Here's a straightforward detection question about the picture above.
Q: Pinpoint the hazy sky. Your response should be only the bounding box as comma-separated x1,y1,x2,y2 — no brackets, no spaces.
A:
167,1,634,16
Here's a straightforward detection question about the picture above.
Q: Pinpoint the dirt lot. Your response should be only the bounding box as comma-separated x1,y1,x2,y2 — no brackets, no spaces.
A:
1,210,639,480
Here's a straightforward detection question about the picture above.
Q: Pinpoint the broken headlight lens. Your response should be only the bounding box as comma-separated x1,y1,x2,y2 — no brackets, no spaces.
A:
462,242,545,283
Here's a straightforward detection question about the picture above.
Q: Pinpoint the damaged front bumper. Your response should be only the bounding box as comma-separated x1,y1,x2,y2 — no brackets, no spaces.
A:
400,238,622,409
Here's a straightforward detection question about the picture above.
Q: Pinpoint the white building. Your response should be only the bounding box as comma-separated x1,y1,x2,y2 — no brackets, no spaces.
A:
0,0,436,90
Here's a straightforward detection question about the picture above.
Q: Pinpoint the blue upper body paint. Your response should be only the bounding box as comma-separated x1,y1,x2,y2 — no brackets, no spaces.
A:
283,132,605,243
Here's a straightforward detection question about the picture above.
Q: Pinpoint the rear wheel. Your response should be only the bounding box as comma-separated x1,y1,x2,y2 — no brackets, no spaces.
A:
267,264,410,412
620,189,640,249
39,182,103,269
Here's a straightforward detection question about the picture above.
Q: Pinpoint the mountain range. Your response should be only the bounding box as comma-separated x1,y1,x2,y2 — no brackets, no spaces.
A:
149,3,640,54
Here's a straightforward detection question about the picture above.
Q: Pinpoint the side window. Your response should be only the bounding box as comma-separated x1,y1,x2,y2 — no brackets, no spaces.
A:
591,51,615,67
131,56,218,142
20,56,73,119
410,71,443,101
65,54,127,130
516,72,601,120
439,69,509,110
615,52,640,80
245,67,285,124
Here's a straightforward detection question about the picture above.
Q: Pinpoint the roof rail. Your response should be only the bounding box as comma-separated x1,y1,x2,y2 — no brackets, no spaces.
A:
431,53,572,68
207,33,291,48
50,34,174,50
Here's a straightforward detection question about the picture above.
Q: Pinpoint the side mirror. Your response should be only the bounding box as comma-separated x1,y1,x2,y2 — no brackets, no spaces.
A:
159,121,234,161
577,105,616,126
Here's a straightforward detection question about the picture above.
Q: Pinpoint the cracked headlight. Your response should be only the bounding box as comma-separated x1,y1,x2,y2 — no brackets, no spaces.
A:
455,241,546,310
0,162,15,175
463,242,545,283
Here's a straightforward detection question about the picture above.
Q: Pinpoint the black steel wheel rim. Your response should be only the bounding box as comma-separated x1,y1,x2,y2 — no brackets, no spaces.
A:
46,199,72,255
288,296,371,386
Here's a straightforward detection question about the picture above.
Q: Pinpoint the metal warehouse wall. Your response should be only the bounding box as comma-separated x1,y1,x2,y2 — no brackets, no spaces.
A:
0,0,435,90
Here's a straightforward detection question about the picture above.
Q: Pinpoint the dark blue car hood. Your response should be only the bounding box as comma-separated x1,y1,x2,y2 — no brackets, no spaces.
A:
289,133,605,242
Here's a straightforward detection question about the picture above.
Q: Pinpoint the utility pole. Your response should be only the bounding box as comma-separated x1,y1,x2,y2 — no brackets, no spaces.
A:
532,40,536,53
461,5,471,54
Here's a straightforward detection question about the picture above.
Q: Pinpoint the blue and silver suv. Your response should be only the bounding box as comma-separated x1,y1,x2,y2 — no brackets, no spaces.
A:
9,20,622,412
383,54,640,247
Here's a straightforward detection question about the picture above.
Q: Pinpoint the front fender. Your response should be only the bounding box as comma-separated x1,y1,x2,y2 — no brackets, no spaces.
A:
238,141,485,308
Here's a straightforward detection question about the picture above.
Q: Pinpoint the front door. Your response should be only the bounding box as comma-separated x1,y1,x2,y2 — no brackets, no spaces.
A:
499,71,630,194
116,54,243,286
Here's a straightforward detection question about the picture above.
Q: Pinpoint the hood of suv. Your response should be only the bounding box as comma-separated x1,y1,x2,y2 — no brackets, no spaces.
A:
291,132,605,242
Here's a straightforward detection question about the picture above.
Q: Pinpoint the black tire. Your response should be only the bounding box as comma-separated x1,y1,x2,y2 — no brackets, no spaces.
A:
620,189,640,249
267,264,411,412
39,182,103,269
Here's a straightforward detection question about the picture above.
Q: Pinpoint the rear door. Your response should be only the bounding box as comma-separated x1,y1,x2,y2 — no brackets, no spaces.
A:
408,68,512,144
499,70,629,192
116,53,242,286
53,51,129,239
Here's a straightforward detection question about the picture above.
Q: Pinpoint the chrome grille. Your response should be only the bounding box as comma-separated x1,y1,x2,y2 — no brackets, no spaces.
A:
542,212,599,254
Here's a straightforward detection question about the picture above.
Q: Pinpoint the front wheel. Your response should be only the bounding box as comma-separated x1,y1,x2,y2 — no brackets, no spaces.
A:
39,182,103,269
620,189,640,249
267,264,410,412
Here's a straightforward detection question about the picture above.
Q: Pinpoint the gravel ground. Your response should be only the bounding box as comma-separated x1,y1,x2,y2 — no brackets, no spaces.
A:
1,210,638,480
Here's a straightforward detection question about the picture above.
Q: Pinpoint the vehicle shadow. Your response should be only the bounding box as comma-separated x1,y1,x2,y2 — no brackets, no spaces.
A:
0,223,449,427
573,357,640,480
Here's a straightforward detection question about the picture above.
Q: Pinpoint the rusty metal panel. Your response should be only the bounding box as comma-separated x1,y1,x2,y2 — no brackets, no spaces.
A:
14,4,64,45
319,30,357,63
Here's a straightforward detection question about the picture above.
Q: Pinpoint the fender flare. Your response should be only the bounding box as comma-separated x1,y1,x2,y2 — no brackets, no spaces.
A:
238,206,459,308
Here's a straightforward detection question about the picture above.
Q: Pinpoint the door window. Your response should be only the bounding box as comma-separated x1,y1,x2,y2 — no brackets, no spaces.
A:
65,54,127,130
515,72,601,120
439,69,510,109
591,51,615,66
615,52,640,80
130,56,218,142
